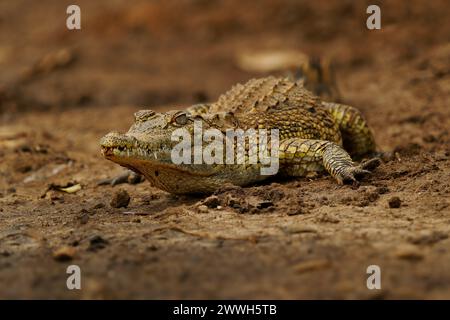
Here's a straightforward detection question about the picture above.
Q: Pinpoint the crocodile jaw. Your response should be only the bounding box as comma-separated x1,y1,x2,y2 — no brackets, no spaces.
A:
100,131,173,162
100,131,225,193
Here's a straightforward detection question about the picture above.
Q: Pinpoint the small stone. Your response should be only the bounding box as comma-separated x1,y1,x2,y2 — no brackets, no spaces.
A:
394,244,424,261
367,191,379,202
15,163,32,173
7,187,16,194
203,195,220,208
71,240,80,247
237,205,249,214
53,246,76,261
227,197,240,207
110,189,130,208
318,213,340,223
47,190,63,201
197,205,208,213
18,145,33,152
376,186,390,194
1,251,11,257
388,196,402,208
88,235,109,251
357,199,370,207
267,189,285,201
256,200,273,209
79,212,89,224
92,202,105,209
319,196,329,205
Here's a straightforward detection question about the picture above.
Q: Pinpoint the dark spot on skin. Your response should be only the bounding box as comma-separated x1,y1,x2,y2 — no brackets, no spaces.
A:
155,170,159,177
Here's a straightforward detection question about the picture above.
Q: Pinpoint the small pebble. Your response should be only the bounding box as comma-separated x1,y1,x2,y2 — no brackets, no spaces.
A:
197,205,208,213
53,246,76,261
1,251,11,257
92,202,105,209
203,195,220,208
376,186,390,194
49,191,64,201
318,213,340,223
367,191,380,202
357,199,370,207
388,196,402,208
256,200,274,209
88,235,109,251
110,189,130,208
7,187,16,194
394,244,424,261
79,212,89,224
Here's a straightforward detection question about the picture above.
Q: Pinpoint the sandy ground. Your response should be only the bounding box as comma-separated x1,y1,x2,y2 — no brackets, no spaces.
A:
0,0,449,299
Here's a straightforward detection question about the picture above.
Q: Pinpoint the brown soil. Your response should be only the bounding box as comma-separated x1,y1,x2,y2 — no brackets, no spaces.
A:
0,0,449,299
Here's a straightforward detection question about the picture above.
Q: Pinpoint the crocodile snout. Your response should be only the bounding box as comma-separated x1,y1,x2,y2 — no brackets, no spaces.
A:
100,132,139,158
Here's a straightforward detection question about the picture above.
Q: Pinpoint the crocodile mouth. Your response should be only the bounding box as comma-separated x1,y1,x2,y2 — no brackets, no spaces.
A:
100,144,217,181
100,144,167,161
100,132,213,177
100,132,171,162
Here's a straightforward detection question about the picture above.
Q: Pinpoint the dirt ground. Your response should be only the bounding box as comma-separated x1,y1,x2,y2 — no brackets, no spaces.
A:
0,0,449,299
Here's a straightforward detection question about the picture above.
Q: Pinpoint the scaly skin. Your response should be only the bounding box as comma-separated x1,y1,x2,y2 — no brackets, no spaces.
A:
100,76,379,194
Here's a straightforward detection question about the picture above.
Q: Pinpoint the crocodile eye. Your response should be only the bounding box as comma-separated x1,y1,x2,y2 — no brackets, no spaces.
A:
134,110,155,122
174,113,189,125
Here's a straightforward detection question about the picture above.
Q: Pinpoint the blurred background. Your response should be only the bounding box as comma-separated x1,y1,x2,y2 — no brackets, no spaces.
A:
1,0,448,113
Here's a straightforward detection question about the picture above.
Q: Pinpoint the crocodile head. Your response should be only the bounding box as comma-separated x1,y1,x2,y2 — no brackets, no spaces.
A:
100,109,242,194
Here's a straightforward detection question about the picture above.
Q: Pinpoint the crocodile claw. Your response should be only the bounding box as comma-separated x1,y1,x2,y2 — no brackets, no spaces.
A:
360,157,381,171
337,158,381,185
337,167,370,185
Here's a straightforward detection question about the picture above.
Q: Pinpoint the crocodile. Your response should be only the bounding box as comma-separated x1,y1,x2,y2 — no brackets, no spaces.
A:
100,76,380,194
